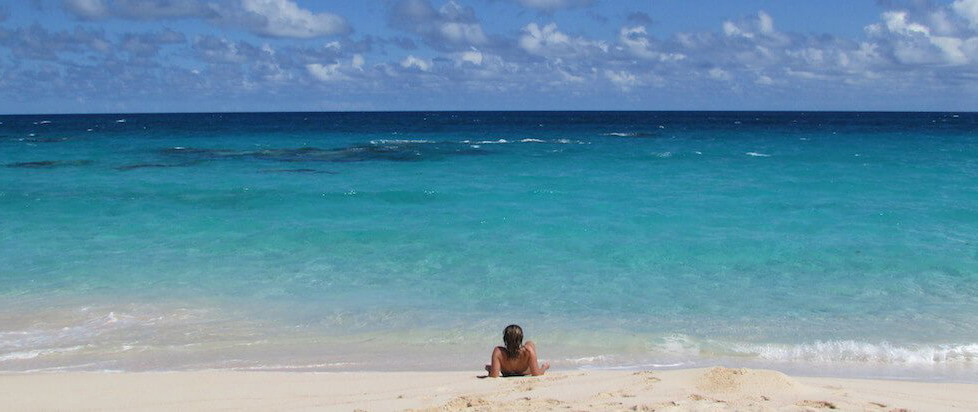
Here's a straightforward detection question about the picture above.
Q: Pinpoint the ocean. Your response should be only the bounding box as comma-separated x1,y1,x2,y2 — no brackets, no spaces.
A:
1,112,976,381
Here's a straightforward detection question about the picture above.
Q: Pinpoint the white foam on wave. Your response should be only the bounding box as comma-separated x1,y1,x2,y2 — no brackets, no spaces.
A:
0,345,86,362
520,138,545,143
369,139,434,144
603,132,636,137
475,139,508,144
115,119,126,123
730,341,978,364
565,355,612,364
745,152,771,157
39,120,52,125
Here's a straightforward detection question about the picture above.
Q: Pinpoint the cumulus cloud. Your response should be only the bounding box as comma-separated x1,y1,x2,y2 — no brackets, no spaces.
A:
0,24,111,60
452,48,483,66
6,0,978,111
954,0,978,28
240,0,349,38
64,0,109,19
617,25,685,62
866,10,977,65
513,0,592,12
192,35,259,64
401,55,433,71
518,22,607,58
63,0,348,38
120,28,185,57
389,0,488,50
305,54,365,82
64,0,215,20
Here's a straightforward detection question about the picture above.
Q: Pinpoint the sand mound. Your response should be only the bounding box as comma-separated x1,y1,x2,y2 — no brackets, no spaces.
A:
695,367,799,395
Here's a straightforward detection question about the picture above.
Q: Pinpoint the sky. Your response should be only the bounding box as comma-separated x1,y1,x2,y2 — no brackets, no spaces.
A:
0,0,977,113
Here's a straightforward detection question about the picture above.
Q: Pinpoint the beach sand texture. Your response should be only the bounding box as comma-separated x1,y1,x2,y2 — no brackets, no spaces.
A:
2,367,976,411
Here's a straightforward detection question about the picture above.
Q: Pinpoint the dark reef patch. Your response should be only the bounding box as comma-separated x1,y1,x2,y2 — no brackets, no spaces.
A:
116,162,198,171
6,160,92,168
158,141,490,164
259,168,338,174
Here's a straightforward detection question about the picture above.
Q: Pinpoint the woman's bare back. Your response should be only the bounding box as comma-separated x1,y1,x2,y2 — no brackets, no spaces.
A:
486,341,550,377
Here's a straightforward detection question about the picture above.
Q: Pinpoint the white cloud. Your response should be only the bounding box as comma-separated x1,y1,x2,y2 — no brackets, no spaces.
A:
515,0,591,11
754,75,775,85
401,55,432,71
519,22,607,58
63,0,215,20
953,0,978,28
438,21,488,44
708,68,732,81
242,0,349,38
604,69,639,90
306,54,366,82
453,48,483,66
868,10,975,65
722,11,788,45
618,25,685,61
306,63,345,82
389,0,488,50
64,0,109,19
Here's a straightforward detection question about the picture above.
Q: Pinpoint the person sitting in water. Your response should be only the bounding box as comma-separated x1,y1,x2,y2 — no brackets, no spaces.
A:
485,324,550,377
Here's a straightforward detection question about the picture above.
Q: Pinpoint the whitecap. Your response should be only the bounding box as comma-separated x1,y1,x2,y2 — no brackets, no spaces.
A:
746,152,771,157
520,138,545,143
729,341,978,364
115,119,126,123
475,139,508,144
565,355,611,364
369,139,434,144
39,120,52,124
0,345,86,362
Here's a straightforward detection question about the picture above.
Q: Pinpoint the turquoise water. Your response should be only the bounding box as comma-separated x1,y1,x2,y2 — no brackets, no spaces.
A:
1,112,977,380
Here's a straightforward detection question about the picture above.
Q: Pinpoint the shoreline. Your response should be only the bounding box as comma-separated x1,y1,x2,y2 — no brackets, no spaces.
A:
2,367,977,411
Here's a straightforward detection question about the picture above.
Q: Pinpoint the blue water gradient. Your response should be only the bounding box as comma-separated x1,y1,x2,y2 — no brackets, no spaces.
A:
1,112,976,379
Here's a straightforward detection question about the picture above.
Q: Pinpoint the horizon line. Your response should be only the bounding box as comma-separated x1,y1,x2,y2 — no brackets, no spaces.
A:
2,109,976,116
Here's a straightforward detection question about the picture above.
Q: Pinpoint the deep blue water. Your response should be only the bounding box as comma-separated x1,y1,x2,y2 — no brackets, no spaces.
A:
1,112,976,379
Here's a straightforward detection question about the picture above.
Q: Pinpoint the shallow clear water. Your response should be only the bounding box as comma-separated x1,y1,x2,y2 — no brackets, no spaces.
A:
1,112,977,380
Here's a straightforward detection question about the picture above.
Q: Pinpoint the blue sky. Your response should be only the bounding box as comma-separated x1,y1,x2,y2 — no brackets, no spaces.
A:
1,0,977,113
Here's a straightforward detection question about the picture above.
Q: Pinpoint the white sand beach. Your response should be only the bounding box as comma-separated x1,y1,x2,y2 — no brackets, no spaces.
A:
2,367,976,411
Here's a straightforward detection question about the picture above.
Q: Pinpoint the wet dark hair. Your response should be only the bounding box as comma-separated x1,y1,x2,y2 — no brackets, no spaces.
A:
503,324,523,358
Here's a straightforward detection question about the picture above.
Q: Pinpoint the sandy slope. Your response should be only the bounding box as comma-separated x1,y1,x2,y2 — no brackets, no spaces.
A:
1,367,975,411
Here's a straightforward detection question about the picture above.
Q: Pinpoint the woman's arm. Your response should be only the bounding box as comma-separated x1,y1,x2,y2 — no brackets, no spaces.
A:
488,347,503,378
524,341,550,376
